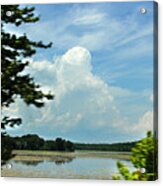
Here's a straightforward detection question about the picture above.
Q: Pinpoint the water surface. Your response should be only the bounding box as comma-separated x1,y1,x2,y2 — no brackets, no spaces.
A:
2,151,135,179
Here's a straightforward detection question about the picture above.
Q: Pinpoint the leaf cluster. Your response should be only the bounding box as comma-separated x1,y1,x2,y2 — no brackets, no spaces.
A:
112,131,158,181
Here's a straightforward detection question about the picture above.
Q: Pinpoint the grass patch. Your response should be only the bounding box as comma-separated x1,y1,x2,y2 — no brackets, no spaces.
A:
12,150,131,161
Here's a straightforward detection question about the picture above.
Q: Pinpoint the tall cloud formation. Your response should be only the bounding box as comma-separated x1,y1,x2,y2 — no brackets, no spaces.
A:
29,47,119,129
5,46,153,142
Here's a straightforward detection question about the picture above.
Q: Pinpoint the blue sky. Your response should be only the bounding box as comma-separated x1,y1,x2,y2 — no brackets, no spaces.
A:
5,1,155,143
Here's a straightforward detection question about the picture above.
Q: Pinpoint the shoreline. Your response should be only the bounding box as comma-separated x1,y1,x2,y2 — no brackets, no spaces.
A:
12,150,132,161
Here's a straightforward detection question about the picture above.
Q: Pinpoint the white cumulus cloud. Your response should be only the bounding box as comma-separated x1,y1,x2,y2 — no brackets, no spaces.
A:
4,46,153,139
33,46,120,130
5,46,127,133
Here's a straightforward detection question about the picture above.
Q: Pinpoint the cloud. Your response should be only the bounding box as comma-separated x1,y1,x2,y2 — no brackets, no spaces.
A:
73,12,106,26
126,111,153,134
3,3,154,141
5,3,153,55
4,46,154,141
5,46,130,134
32,46,119,129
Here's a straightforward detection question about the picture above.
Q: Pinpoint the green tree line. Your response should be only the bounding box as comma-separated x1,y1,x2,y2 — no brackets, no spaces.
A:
2,133,138,156
75,141,137,152
2,134,74,153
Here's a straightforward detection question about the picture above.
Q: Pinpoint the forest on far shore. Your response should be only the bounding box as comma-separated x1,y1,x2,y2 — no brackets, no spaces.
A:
2,134,137,152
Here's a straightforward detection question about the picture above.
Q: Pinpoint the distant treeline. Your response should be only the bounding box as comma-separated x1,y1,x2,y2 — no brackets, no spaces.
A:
2,134,137,152
74,142,137,152
2,134,74,152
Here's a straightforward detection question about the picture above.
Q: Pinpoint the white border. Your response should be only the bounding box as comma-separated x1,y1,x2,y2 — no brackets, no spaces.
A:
0,0,157,5
1,0,162,186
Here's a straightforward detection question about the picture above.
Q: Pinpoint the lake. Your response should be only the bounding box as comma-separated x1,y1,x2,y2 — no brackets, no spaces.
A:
2,150,135,179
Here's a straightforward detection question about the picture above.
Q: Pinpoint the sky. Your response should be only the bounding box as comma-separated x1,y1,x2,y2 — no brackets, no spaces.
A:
4,1,155,143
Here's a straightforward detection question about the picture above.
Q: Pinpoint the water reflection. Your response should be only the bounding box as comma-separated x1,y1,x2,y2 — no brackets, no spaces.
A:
14,156,75,166
3,155,135,179
50,156,74,165
14,160,43,166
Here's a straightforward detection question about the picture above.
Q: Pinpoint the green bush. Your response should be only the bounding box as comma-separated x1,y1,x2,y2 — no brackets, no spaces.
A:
112,131,158,181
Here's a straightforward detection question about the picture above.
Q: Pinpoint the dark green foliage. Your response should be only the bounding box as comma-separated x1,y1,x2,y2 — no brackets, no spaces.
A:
55,138,65,151
1,134,15,165
65,140,74,152
13,134,44,150
1,116,22,130
11,135,75,152
113,131,158,181
43,140,57,151
2,133,135,153
43,138,74,152
1,5,39,26
1,5,53,162
1,5,53,117
74,141,136,152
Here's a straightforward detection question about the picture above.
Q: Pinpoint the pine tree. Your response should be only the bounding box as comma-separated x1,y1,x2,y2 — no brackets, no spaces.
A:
1,5,54,162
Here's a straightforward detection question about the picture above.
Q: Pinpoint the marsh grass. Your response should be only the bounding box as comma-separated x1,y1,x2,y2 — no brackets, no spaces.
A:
12,150,131,161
